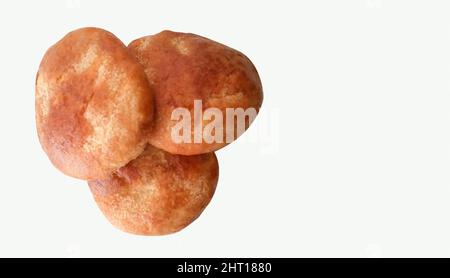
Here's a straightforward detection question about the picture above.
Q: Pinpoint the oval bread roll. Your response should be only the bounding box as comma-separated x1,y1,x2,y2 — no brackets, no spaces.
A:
36,27,153,179
128,30,263,155
88,145,219,236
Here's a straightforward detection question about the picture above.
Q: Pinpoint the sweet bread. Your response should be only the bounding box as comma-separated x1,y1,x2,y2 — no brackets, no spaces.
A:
88,145,219,235
36,27,260,236
36,27,153,179
128,30,263,155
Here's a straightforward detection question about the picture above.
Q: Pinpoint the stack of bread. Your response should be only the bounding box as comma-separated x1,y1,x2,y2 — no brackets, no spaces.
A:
35,27,263,235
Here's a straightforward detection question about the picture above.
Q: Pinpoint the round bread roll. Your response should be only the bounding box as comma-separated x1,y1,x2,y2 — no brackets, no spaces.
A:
128,30,263,155
88,145,219,236
36,27,153,180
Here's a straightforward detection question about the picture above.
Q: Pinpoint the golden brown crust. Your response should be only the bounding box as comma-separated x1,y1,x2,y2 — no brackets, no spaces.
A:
36,27,154,179
128,30,263,155
88,145,219,236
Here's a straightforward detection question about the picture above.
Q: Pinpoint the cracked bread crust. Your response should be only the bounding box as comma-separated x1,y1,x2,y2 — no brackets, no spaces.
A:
36,27,154,180
88,145,219,236
128,30,263,155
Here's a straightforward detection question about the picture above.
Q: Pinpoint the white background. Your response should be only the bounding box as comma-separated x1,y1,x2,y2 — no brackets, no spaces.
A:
0,0,449,257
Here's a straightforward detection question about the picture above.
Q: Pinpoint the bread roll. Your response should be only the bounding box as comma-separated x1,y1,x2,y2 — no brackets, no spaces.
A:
128,30,263,155
88,145,219,236
36,27,153,179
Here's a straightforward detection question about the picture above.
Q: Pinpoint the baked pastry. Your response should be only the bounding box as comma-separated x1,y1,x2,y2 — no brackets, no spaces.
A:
128,30,263,155
88,145,219,235
36,27,153,179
